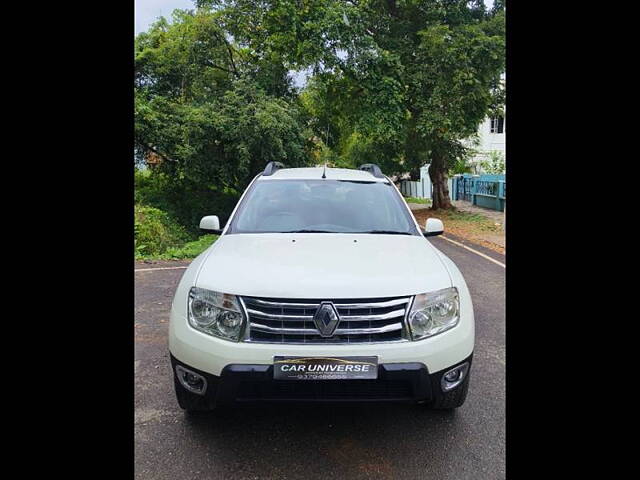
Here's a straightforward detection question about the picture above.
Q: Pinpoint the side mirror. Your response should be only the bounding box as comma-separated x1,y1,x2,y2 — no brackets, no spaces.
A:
200,215,222,234
423,218,444,237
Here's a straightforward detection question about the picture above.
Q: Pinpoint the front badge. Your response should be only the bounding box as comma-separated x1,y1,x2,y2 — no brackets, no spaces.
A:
313,302,340,337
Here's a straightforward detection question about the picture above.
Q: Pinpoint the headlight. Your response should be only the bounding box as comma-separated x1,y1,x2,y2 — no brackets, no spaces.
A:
187,287,245,341
408,287,459,340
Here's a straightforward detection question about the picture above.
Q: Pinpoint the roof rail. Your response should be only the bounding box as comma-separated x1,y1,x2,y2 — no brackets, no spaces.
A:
262,161,285,176
358,163,384,178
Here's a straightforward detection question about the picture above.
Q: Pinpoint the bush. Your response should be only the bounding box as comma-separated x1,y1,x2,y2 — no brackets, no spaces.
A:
162,234,218,259
479,151,505,174
450,157,474,175
134,204,189,258
135,168,240,235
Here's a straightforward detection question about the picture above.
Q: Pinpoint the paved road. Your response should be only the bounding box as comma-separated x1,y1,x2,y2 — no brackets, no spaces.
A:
134,239,505,480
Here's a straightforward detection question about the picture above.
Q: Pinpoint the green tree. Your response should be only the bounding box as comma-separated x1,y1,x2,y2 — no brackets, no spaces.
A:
206,0,505,209
135,8,313,221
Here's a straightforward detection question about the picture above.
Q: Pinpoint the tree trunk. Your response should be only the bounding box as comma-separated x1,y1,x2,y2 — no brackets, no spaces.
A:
429,157,453,210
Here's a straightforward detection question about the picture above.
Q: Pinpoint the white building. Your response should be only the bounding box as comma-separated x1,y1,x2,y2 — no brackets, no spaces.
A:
465,72,506,174
467,113,506,174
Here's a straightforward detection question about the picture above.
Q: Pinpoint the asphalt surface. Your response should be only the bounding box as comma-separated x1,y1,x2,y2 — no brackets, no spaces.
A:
134,238,505,480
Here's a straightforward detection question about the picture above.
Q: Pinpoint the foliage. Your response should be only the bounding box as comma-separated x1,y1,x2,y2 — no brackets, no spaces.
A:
404,196,431,205
450,157,474,175
135,167,238,235
479,150,505,174
449,142,476,175
135,9,315,200
206,1,504,206
134,185,220,260
135,1,504,251
134,204,190,257
161,234,219,259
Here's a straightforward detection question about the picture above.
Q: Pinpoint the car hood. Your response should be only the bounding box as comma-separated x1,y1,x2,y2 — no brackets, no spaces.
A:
195,234,451,299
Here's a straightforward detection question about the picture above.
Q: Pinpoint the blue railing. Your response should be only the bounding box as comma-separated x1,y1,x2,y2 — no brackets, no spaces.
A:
452,174,476,202
451,174,505,211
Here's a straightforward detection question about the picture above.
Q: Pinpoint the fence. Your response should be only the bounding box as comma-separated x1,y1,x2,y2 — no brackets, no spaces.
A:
399,177,432,198
399,175,455,202
452,174,475,202
451,174,506,212
399,164,456,200
399,170,505,212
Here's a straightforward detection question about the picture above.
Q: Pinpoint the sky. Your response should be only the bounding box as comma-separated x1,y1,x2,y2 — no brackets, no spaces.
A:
135,0,194,35
135,0,495,36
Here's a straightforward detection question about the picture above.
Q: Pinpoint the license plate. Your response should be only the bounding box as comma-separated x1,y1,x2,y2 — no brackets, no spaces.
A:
273,356,378,380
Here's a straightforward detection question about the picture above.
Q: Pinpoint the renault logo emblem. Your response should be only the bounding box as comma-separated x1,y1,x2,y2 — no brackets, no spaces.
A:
313,302,340,337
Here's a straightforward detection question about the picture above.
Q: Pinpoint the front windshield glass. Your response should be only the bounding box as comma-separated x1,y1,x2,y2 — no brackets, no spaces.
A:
229,179,418,235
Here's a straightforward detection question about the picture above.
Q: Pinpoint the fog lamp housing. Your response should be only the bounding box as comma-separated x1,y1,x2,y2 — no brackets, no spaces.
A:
175,365,207,395
441,362,469,392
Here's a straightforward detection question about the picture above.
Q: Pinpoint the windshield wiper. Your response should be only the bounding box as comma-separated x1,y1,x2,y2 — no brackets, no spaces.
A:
281,229,413,234
358,230,413,235
282,229,334,233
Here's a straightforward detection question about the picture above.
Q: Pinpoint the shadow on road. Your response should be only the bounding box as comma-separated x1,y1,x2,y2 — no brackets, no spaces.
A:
168,401,470,479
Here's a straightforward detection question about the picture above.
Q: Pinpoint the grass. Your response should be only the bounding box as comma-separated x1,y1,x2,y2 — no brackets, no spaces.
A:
412,207,504,253
436,209,499,227
414,208,502,233
135,201,221,261
134,204,189,258
403,196,431,205
136,234,219,261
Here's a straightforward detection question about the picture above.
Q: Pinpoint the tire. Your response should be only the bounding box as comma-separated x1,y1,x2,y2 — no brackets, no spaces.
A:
429,368,471,410
174,375,215,413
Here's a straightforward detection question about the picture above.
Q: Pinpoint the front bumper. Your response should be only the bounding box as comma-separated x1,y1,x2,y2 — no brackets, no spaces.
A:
171,353,472,405
170,312,474,378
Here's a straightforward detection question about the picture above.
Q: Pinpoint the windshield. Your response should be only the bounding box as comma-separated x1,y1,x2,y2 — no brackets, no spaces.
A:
229,179,419,235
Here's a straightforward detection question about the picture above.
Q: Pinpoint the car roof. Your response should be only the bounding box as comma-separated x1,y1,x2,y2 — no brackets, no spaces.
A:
258,167,388,182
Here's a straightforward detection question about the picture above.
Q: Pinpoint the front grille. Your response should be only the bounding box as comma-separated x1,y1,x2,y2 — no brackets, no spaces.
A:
240,296,412,344
236,379,414,400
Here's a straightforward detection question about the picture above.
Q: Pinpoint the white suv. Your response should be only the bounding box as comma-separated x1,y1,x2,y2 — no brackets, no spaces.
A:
169,163,474,411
